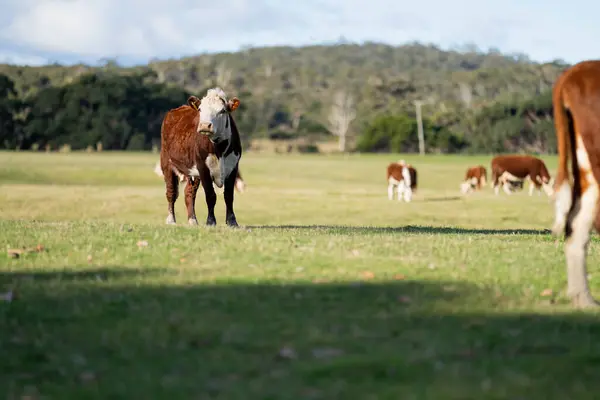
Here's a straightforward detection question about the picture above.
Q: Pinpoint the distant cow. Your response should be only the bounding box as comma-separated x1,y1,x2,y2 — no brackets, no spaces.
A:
156,87,242,227
490,155,553,196
551,59,600,308
387,160,417,202
460,165,487,194
154,162,246,193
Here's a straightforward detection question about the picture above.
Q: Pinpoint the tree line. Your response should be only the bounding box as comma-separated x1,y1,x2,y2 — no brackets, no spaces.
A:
0,42,566,153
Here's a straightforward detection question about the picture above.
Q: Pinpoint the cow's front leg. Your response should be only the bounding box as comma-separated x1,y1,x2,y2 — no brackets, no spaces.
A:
200,168,217,226
502,181,512,195
185,177,201,225
528,180,535,196
165,171,179,225
387,182,395,200
223,168,239,227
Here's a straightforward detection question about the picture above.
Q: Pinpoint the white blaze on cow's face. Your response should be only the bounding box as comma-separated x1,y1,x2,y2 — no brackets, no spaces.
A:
197,87,240,143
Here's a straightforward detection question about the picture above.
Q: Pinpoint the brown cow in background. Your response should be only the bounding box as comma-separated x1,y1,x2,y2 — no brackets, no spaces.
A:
387,160,417,202
460,165,487,194
551,59,600,308
490,155,553,196
156,87,243,227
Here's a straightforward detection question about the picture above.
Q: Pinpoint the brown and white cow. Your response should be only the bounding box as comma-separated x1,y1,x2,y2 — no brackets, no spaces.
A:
490,155,554,196
156,87,242,227
387,160,417,202
460,165,487,194
551,59,600,308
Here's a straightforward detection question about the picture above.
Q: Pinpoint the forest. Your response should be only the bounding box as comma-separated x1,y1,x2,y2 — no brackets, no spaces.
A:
0,42,567,154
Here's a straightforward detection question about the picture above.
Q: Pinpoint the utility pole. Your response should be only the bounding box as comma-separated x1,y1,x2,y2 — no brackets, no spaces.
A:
414,100,425,156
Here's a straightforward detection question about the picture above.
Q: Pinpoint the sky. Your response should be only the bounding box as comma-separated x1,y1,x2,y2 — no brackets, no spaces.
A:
0,0,597,67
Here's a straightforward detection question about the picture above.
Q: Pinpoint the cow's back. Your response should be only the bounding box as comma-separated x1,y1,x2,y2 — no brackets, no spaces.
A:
387,163,403,181
466,165,486,179
491,155,539,179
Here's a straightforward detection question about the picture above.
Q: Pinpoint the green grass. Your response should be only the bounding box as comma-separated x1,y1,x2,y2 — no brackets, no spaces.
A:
1,151,600,399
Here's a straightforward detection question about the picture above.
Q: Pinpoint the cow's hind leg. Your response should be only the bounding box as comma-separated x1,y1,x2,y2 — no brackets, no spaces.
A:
165,170,179,225
223,167,239,227
492,173,500,195
185,177,201,226
396,181,406,202
564,137,600,308
200,167,217,226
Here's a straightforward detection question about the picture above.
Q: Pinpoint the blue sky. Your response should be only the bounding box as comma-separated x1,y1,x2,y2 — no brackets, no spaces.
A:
0,0,597,66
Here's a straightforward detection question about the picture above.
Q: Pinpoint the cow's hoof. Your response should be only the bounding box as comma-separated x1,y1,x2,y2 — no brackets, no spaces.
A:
226,219,239,228
188,218,198,226
206,217,217,226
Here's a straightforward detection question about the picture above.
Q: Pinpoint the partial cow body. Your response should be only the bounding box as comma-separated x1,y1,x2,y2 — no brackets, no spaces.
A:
387,160,417,202
154,162,246,193
460,165,487,194
157,87,242,227
490,155,553,196
551,59,600,308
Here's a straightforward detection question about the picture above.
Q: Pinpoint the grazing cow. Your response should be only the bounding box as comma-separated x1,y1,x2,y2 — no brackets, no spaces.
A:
490,155,554,196
157,87,242,227
387,160,417,202
154,162,247,193
460,165,487,194
551,59,600,308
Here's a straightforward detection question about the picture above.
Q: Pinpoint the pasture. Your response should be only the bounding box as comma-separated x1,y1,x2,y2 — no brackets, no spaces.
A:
1,151,600,399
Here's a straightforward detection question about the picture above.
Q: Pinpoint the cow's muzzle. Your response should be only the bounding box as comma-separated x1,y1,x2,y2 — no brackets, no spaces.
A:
197,122,214,135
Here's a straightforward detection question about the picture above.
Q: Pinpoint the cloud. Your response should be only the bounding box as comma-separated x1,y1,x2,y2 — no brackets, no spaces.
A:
0,52,49,66
0,0,598,66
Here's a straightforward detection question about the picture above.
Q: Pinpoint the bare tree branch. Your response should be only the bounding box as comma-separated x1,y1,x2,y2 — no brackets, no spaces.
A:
215,61,232,90
327,90,356,152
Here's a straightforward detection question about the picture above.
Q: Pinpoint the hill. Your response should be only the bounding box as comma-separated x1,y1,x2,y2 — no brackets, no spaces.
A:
0,42,570,153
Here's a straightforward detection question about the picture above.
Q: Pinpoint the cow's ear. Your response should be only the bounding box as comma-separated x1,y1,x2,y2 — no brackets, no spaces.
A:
187,96,201,111
227,97,240,112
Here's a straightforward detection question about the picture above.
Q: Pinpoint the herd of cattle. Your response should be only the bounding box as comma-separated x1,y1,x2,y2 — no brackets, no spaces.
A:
385,154,554,202
151,59,600,309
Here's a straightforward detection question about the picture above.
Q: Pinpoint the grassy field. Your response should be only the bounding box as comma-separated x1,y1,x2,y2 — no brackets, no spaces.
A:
1,151,600,399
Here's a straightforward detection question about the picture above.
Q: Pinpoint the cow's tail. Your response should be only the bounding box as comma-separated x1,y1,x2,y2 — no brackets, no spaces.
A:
153,161,163,177
551,83,575,236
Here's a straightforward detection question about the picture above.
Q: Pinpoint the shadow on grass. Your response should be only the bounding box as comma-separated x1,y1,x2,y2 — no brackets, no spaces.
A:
420,195,464,202
247,224,552,236
1,267,599,399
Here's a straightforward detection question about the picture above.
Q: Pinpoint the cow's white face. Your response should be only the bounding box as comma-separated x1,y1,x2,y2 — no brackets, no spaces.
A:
542,179,555,196
460,181,472,194
197,87,240,143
